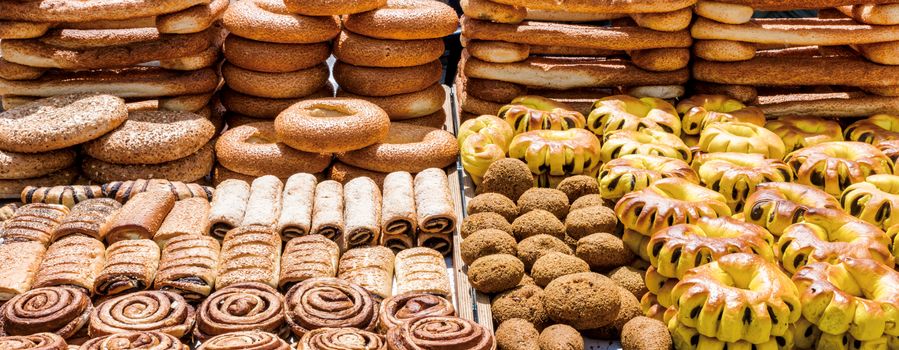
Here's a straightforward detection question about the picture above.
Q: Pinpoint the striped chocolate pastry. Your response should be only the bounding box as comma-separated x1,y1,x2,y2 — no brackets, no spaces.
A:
20,185,104,208
102,179,213,203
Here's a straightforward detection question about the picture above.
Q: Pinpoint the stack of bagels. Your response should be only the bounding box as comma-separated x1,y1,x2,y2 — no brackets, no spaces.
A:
690,0,899,118
457,0,694,118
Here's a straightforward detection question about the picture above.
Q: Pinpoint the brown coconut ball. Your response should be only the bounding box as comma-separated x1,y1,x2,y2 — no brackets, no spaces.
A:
461,229,518,265
461,212,512,239
531,253,590,287
495,318,540,350
576,232,636,271
584,286,643,340
468,254,525,294
608,266,649,299
565,206,618,240
517,234,573,271
478,158,535,202
492,284,550,330
517,274,536,287
517,188,570,220
570,194,605,211
556,175,600,203
467,192,518,222
621,316,673,350
511,209,565,241
543,272,621,330
539,324,585,350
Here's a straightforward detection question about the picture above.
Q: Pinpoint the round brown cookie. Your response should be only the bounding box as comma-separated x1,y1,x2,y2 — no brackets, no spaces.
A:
216,122,332,178
222,0,340,44
0,148,76,180
84,110,215,165
283,0,385,16
0,167,79,199
0,93,128,153
343,0,459,40
336,83,445,119
220,84,334,119
224,34,331,73
82,142,214,183
337,123,458,173
333,30,445,68
333,60,442,97
222,62,330,99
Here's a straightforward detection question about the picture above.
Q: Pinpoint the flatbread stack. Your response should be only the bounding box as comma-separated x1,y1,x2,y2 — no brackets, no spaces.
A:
690,0,899,117
457,0,695,117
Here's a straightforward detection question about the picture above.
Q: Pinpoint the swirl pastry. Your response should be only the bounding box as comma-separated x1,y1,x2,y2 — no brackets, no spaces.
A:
0,333,67,350
0,286,91,339
784,141,894,196
765,116,843,152
284,277,379,337
299,328,386,350
198,331,291,350
615,177,731,237
194,283,286,341
587,95,681,137
0,203,17,222
394,248,451,297
153,198,211,247
509,129,602,177
216,224,281,289
380,172,417,252
841,174,899,230
598,154,698,201
102,179,213,203
386,316,495,350
343,177,382,250
845,114,899,145
81,331,188,350
20,185,104,208
33,235,105,293
277,173,317,241
50,198,120,242
698,122,786,160
93,239,160,296
498,96,585,134
104,191,176,244
692,152,793,211
413,169,456,256
676,95,765,136
208,179,251,239
279,235,339,290
0,241,46,301
240,176,283,229
153,235,220,302
742,182,840,236
668,318,793,350
379,293,456,333
89,290,194,338
457,115,514,185
0,203,69,245
311,180,345,242
338,246,395,300
601,129,692,164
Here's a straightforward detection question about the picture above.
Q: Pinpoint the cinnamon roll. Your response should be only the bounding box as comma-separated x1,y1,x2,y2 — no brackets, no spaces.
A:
104,191,176,244
380,172,417,252
378,293,456,333
311,180,345,242
154,235,220,302
33,236,105,293
338,246,395,300
50,198,120,242
102,179,213,203
80,331,188,350
194,283,286,341
0,203,69,245
208,179,250,239
413,169,456,256
298,328,386,350
89,290,194,338
342,177,382,250
0,333,67,350
394,248,451,297
216,225,281,289
277,173,317,241
386,316,495,350
284,277,379,338
20,185,103,208
197,331,290,350
279,235,340,290
0,241,46,301
93,239,160,296
0,286,91,339
153,197,211,247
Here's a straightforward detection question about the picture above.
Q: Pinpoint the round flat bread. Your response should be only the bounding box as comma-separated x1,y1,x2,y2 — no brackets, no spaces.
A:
84,110,215,165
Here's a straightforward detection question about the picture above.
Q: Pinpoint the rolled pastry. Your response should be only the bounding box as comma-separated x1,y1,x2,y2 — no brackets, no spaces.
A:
311,180,345,242
0,285,92,339
104,190,176,244
378,293,455,333
194,283,286,341
153,197,211,247
284,277,379,338
154,235,220,302
33,235,106,293
413,168,457,256
343,177,382,250
394,247,451,297
20,185,104,208
338,246,395,300
0,203,69,246
276,173,317,241
89,290,194,338
0,241,46,301
208,179,250,239
80,332,187,350
216,224,281,289
279,234,339,290
0,202,17,222
299,328,386,350
380,172,417,252
51,198,121,242
103,179,213,203
93,239,160,297
240,175,283,229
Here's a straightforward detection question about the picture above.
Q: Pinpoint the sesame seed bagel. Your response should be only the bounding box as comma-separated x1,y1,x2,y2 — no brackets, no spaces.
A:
274,98,391,153
343,0,459,40
0,0,209,23
336,83,445,119
337,123,458,173
82,141,214,183
84,110,216,165
284,0,386,16
224,35,330,73
396,110,447,129
0,167,78,199
334,30,445,68
216,122,332,178
225,113,267,129
222,62,329,99
156,0,229,34
0,57,46,80
0,66,220,98
0,148,76,180
158,45,222,71
3,93,214,113
221,84,334,119
333,60,442,97
222,0,340,44
0,94,128,153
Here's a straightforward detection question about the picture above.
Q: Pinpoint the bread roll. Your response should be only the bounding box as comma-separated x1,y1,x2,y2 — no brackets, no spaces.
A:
240,175,283,229
208,179,250,239
51,198,120,242
154,235,220,301
216,224,281,289
380,172,417,252
338,246,395,300
395,247,451,297
93,239,160,296
413,169,456,256
279,234,340,290
276,173,317,241
33,235,106,293
343,177,382,250
0,241,46,300
153,197,211,247
0,203,69,245
311,180,345,242
104,190,176,244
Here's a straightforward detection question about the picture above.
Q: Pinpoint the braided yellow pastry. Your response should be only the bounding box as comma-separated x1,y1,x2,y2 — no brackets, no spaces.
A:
766,116,843,153
677,95,765,136
587,95,681,137
693,152,794,211
645,266,678,309
889,224,899,260
623,229,652,261
498,96,585,134
508,129,602,177
671,253,801,344
598,154,698,200
615,177,731,236
841,174,899,230
743,182,841,236
784,141,894,197
458,115,515,185
845,114,899,144
875,140,899,167
669,317,794,350
601,129,692,164
776,208,894,274
699,122,787,159
640,293,666,322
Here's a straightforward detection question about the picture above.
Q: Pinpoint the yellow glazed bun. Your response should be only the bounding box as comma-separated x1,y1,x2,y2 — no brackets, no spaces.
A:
508,128,602,178
588,95,681,137
458,115,515,185
698,122,786,159
498,96,585,134
742,182,840,236
598,154,698,201
765,116,843,153
840,174,899,230
601,129,692,164
692,152,793,211
676,95,765,136
784,141,893,197
615,177,731,237
844,114,899,144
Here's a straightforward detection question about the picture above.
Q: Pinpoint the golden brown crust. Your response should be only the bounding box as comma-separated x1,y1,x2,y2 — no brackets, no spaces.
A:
337,247,396,300
0,285,92,339
0,21,53,40
337,123,459,173
50,198,120,241
105,191,175,243
153,197,212,246
0,333,68,350
222,0,340,44
82,142,215,184
275,98,391,153
194,284,286,341
615,177,731,236
224,35,331,73
279,235,339,289
284,0,386,16
693,17,899,46
20,185,103,208
784,141,893,196
694,57,899,88
0,0,209,23
277,174,318,241
489,0,695,13
216,122,332,178
461,0,526,24
598,154,698,200
334,31,445,68
216,224,281,289
714,0,896,10
0,168,78,200
89,290,194,338
0,67,220,98
0,149,75,180
284,277,379,337
0,57,46,81
378,293,455,332
220,85,334,119
222,62,329,99
344,0,459,40
394,248,452,296
333,60,443,97
0,241,46,300
84,110,215,165
337,84,446,120
758,92,899,118
328,162,390,188
93,239,160,296
82,332,188,350
154,235,220,301
34,235,106,293
0,203,69,246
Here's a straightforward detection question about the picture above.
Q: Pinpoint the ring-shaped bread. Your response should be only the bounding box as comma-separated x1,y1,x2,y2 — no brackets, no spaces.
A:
283,0,386,16
598,154,698,200
337,123,458,173
876,140,899,168
588,95,681,137
645,266,678,309
601,129,692,164
784,141,894,197
508,128,602,178
671,253,802,344
222,0,340,44
215,122,331,178
623,229,652,261
676,95,765,136
743,182,841,237
342,0,459,40
845,114,899,145
274,98,390,153
766,116,844,153
669,317,794,350
699,122,787,159
457,115,514,185
615,177,732,237
692,152,794,211
841,174,899,230
498,96,585,134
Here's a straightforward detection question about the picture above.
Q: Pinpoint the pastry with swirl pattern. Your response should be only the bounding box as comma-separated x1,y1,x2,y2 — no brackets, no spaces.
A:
283,277,379,338
386,316,495,350
0,286,92,339
89,290,194,338
378,293,456,333
194,283,286,341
